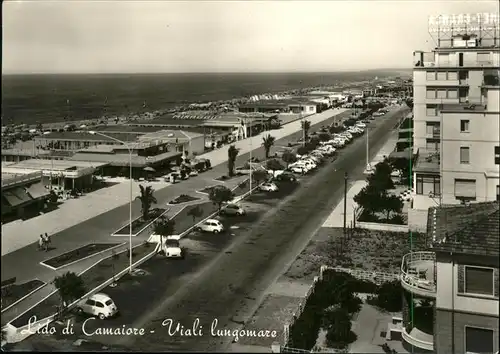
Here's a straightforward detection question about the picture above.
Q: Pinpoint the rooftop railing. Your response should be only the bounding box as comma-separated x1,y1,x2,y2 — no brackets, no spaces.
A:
400,251,437,298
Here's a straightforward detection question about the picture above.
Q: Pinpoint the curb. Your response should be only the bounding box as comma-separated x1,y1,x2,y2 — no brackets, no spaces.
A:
0,279,47,314
111,208,170,237
39,242,127,271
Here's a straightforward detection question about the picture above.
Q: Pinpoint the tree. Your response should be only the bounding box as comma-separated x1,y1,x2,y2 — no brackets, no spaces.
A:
297,146,309,156
367,160,394,192
375,281,402,312
227,145,240,177
53,271,86,309
281,150,297,167
187,205,203,224
353,185,383,217
318,132,331,142
329,125,343,134
379,193,404,221
301,120,311,141
209,185,234,211
153,216,176,252
262,134,276,159
266,159,284,173
323,308,353,348
175,156,183,167
251,169,269,184
136,184,158,221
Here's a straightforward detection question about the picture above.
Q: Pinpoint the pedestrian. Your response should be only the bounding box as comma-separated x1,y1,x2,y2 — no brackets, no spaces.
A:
38,235,44,251
44,233,51,247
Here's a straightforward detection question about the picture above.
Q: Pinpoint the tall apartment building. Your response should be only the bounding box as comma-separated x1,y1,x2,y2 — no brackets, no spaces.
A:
409,13,500,232
401,201,499,354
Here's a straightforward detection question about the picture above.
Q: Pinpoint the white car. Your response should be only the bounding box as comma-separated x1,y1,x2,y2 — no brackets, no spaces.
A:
301,160,317,169
221,203,246,216
260,182,279,192
289,165,308,174
77,293,118,319
356,122,366,128
196,219,224,233
189,169,199,177
163,237,184,258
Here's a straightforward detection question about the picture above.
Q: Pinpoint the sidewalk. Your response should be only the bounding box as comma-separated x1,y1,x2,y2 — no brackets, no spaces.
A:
322,131,399,228
1,108,348,257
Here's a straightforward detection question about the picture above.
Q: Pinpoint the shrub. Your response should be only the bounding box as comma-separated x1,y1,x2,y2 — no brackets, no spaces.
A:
374,281,402,312
390,214,405,225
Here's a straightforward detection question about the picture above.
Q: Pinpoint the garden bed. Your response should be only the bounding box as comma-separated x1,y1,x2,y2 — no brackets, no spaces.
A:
197,185,217,195
168,194,200,205
10,243,154,329
358,210,406,225
41,243,120,269
1,280,46,311
114,208,167,235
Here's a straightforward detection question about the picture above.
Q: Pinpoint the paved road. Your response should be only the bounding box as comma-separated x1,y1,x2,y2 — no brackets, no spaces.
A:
20,107,409,351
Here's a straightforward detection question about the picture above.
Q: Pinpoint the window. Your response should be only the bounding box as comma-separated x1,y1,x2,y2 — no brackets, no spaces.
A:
447,89,458,99
495,146,500,164
477,52,491,64
460,147,470,164
448,71,458,80
95,302,104,308
426,138,440,151
426,89,436,99
426,123,434,135
437,89,447,99
85,300,95,306
460,120,470,132
437,72,447,81
426,72,436,80
465,266,495,296
416,175,440,195
465,326,494,354
454,179,476,199
426,104,438,116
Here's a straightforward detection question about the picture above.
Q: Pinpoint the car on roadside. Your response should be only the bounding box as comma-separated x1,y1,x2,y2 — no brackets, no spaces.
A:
356,122,366,128
289,165,308,174
196,219,224,233
189,169,199,177
76,293,118,320
221,203,246,216
273,172,297,182
148,234,184,259
260,182,279,192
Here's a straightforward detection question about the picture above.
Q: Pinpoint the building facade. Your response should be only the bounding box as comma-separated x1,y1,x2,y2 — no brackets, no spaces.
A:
409,13,500,231
401,202,499,354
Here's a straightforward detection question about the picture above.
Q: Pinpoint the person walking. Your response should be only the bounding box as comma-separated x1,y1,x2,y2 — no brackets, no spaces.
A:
44,233,51,248
38,235,45,251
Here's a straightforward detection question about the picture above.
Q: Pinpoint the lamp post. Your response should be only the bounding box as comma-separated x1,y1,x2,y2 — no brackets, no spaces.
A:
89,131,133,274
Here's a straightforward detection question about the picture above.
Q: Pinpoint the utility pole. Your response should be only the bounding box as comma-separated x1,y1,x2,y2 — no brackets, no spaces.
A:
343,172,348,243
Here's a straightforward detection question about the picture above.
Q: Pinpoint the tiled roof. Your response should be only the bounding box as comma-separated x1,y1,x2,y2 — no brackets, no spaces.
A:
429,202,499,257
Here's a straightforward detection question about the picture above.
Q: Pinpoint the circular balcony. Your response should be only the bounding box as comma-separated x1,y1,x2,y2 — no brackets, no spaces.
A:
400,251,436,298
402,326,434,352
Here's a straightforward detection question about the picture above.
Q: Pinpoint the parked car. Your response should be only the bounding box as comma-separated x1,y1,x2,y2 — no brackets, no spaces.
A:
221,203,246,216
189,169,199,177
260,182,279,192
289,165,308,174
164,236,184,258
273,172,297,182
76,293,118,319
196,219,224,233
356,122,366,128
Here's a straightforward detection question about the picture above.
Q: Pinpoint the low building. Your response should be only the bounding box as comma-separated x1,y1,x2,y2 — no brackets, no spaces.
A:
69,142,182,178
400,201,499,354
1,171,50,220
137,130,205,156
1,147,51,163
34,131,138,152
2,159,108,191
238,99,318,115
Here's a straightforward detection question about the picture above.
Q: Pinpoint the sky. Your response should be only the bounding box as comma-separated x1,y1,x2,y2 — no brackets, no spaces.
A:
2,0,498,74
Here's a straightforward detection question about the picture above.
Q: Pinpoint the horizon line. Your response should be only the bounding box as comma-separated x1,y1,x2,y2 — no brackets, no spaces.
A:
2,68,412,76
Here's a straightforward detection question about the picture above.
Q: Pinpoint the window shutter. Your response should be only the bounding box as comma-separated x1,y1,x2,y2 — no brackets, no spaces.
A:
454,179,476,198
457,264,465,293
495,269,499,298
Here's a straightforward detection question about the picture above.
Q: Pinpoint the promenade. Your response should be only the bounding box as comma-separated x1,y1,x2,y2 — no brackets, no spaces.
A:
1,108,348,256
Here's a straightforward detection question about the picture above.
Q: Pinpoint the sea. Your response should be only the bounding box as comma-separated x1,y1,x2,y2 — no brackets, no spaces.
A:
1,71,401,126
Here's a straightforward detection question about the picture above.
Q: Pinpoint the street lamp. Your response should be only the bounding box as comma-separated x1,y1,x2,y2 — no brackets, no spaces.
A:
89,131,134,274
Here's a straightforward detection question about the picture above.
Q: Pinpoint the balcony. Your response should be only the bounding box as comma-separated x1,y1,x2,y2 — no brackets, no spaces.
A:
402,326,434,352
415,59,499,68
401,251,436,298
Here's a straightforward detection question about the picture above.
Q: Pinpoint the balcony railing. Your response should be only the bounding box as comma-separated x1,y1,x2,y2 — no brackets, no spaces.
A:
415,60,499,68
401,251,436,298
402,327,434,352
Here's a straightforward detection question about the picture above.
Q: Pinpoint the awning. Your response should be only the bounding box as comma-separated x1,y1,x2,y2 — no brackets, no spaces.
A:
27,182,50,199
2,187,34,207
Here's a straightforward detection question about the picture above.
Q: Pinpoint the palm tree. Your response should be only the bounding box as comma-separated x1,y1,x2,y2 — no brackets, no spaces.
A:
301,120,311,142
153,216,176,253
136,184,158,221
227,145,240,177
53,271,86,315
262,134,276,159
